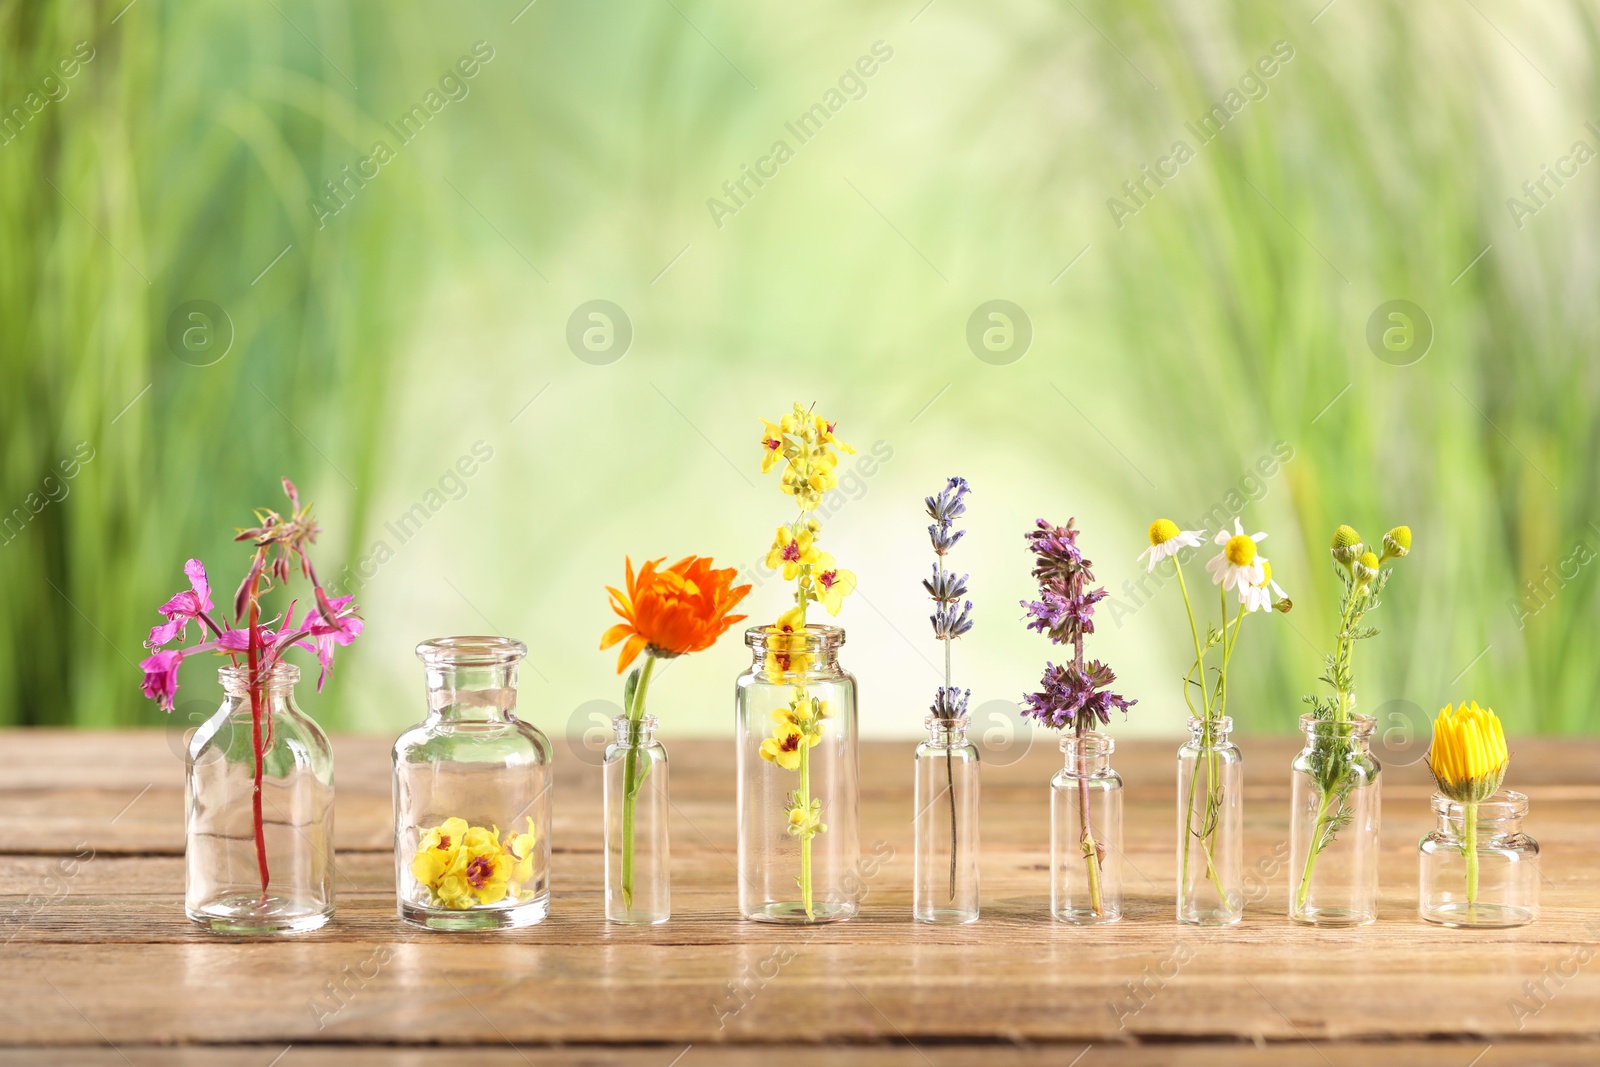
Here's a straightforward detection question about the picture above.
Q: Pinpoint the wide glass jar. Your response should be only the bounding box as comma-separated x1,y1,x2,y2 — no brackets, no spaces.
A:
1051,731,1122,924
1289,713,1381,926
1419,790,1539,928
735,623,859,924
185,663,335,934
913,715,980,924
1177,715,1243,925
393,636,552,931
604,713,670,924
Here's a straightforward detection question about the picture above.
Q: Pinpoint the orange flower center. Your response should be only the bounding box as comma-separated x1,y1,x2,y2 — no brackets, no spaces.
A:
436,835,451,850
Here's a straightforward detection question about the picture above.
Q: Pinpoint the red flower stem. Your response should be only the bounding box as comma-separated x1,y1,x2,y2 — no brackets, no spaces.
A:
246,563,270,906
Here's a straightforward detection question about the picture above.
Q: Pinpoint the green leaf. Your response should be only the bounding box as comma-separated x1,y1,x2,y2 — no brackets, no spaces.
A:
623,666,641,717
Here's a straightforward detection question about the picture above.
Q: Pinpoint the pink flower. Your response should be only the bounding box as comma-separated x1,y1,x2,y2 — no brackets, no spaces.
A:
139,649,183,711
306,594,362,689
147,559,214,648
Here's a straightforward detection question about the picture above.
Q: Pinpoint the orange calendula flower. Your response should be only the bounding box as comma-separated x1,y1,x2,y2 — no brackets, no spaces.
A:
601,555,752,673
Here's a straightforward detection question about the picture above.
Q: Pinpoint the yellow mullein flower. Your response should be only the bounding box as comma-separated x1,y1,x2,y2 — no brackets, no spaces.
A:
812,553,856,615
759,721,806,770
410,816,468,889
764,605,811,674
502,817,538,886
1428,701,1509,803
812,413,855,455
766,525,820,579
760,420,787,474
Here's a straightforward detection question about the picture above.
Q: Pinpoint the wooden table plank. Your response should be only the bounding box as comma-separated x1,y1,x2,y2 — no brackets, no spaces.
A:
1,730,1595,1061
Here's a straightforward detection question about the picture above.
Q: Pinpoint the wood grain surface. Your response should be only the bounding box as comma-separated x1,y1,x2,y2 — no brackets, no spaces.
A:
1,729,1596,1065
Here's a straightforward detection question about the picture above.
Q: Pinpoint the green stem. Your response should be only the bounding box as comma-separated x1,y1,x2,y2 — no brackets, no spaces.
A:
799,737,813,919
1464,801,1480,905
620,654,657,911
1295,789,1337,912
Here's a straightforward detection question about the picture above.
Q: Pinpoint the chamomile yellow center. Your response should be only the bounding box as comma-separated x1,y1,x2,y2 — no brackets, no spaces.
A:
1148,518,1180,546
1358,550,1380,570
1331,524,1362,551
1225,534,1256,567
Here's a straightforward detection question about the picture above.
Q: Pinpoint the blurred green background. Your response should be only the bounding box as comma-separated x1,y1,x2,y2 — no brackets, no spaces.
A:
2,0,1595,748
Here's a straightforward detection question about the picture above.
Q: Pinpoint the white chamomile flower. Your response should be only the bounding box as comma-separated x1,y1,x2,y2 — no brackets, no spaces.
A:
1240,559,1287,613
1205,517,1267,590
1137,518,1205,573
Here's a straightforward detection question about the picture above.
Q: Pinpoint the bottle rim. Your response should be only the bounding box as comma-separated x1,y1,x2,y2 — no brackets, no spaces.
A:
415,635,527,667
218,661,300,692
1060,730,1114,756
1431,789,1528,821
1186,715,1233,736
1297,712,1376,738
744,623,845,652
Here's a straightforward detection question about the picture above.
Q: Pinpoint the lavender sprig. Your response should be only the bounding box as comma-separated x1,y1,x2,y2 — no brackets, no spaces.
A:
926,478,974,715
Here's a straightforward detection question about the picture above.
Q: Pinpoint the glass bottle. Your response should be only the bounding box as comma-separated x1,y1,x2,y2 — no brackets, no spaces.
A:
735,623,860,924
185,662,335,934
1051,731,1122,924
393,636,551,931
1176,715,1243,925
1289,713,1381,926
604,713,670,924
1419,790,1539,928
913,715,980,924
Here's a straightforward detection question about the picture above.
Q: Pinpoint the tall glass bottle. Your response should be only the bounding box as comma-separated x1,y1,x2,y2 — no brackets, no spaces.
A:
393,636,552,931
604,713,670,924
913,715,979,924
735,624,860,924
1051,731,1122,924
186,662,335,934
1177,715,1243,925
1289,713,1380,926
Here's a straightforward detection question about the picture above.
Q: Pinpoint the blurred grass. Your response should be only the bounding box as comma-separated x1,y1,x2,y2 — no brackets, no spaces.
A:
0,0,1594,737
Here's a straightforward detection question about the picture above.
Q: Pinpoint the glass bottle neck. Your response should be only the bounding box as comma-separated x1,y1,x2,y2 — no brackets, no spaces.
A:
219,664,300,713
746,623,843,677
924,716,969,747
1187,715,1232,746
425,664,519,722
1433,791,1527,841
1061,732,1113,774
614,714,658,746
1298,712,1375,752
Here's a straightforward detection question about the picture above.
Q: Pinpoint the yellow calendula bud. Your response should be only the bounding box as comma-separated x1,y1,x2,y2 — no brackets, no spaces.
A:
1353,550,1380,588
1331,524,1364,566
1382,525,1412,561
1427,701,1509,803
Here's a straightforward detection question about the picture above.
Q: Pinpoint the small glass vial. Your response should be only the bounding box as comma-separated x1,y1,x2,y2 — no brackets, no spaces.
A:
1177,716,1243,926
734,624,860,924
1289,713,1381,926
604,713,670,924
1419,790,1539,928
393,636,552,931
186,663,335,934
913,715,980,924
1051,731,1122,924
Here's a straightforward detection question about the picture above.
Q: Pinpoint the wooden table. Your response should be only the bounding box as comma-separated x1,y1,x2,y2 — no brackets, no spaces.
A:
3,729,1598,1064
